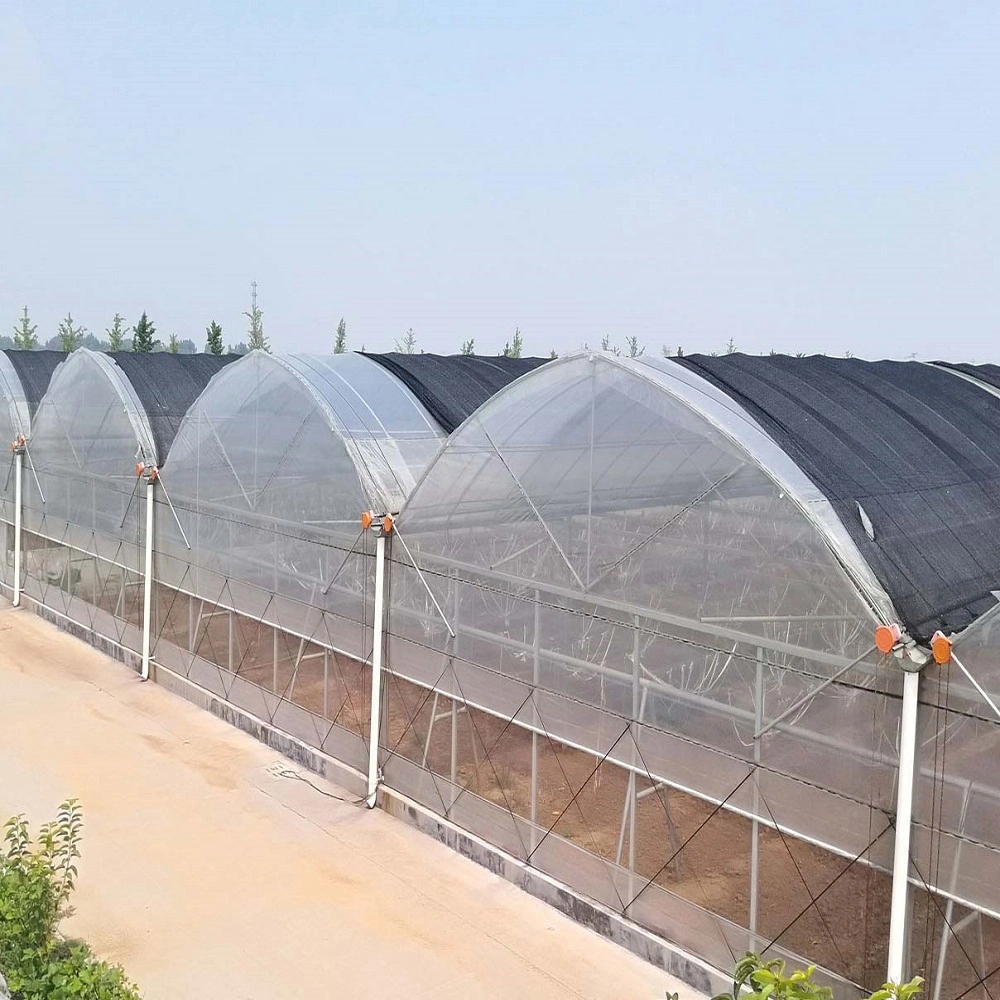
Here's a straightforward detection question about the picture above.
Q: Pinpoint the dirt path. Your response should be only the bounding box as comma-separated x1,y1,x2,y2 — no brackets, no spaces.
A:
0,601,694,1000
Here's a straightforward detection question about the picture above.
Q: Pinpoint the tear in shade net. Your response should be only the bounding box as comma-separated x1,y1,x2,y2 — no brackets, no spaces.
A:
675,353,1000,641
107,351,238,464
388,352,899,986
363,352,550,433
3,350,66,420
153,351,445,660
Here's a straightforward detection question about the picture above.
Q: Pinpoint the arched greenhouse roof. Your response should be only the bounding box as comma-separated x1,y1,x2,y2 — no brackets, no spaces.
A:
399,349,1000,646
676,353,1000,640
163,350,446,520
397,351,890,658
30,349,236,468
362,352,551,433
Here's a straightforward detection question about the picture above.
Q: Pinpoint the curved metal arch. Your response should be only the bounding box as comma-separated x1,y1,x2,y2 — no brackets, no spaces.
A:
0,352,31,441
42,349,158,465
400,349,897,628
166,350,443,514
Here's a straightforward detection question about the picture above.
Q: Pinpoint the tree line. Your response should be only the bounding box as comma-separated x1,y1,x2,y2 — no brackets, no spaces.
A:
7,280,271,356
10,282,829,359
6,306,255,356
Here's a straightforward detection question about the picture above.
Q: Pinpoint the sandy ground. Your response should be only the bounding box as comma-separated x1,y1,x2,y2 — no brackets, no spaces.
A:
0,601,696,1000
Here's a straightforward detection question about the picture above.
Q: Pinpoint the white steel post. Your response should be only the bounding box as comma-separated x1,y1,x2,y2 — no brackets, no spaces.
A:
366,528,388,808
750,647,764,950
140,475,155,681
887,667,920,984
12,448,23,607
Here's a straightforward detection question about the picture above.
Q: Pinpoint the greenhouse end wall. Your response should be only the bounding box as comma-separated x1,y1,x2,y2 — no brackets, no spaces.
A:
0,350,998,999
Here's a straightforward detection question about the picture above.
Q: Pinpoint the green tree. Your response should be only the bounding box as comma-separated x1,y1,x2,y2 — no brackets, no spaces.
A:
106,313,128,351
13,306,38,350
167,333,180,353
334,317,347,354
725,337,737,354
245,280,269,351
460,339,475,355
206,321,224,355
57,312,85,352
132,312,156,353
502,326,524,358
395,328,417,353
600,334,621,357
625,335,644,358
549,349,557,358
227,341,250,355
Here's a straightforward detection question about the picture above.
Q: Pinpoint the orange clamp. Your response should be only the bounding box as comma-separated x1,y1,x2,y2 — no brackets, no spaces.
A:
360,511,373,530
875,623,902,654
381,515,394,534
931,631,952,665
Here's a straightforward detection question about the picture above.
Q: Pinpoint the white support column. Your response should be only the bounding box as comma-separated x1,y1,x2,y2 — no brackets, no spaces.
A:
366,528,388,808
140,475,155,681
887,667,921,984
12,448,23,607
750,647,764,950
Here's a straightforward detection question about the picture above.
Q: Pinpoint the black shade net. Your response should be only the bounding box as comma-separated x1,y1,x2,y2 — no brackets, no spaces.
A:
108,352,238,464
933,360,1000,393
363,352,550,433
675,353,1000,641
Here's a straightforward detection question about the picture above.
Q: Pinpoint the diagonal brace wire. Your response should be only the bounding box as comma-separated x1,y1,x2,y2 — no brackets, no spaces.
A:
392,523,455,638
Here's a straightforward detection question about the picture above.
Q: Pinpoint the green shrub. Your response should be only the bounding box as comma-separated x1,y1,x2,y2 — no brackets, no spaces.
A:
0,801,141,1000
712,952,923,1000
710,954,923,1000
711,953,833,1000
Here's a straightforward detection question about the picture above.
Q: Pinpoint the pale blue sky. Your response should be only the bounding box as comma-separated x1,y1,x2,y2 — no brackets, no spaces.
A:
1,2,997,358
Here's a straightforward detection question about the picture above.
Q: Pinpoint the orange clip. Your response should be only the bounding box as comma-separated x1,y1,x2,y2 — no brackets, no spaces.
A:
360,511,373,530
148,466,158,482
381,515,394,534
135,462,145,478
875,623,902,654
931,631,952,665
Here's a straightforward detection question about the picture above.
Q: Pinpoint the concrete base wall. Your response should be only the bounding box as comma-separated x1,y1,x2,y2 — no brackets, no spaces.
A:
27,596,723,997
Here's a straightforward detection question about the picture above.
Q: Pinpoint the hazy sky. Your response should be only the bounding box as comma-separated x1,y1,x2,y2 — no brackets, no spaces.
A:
1,2,997,359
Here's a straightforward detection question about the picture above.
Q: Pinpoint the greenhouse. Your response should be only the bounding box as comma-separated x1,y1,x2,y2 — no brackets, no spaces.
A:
1,347,999,999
